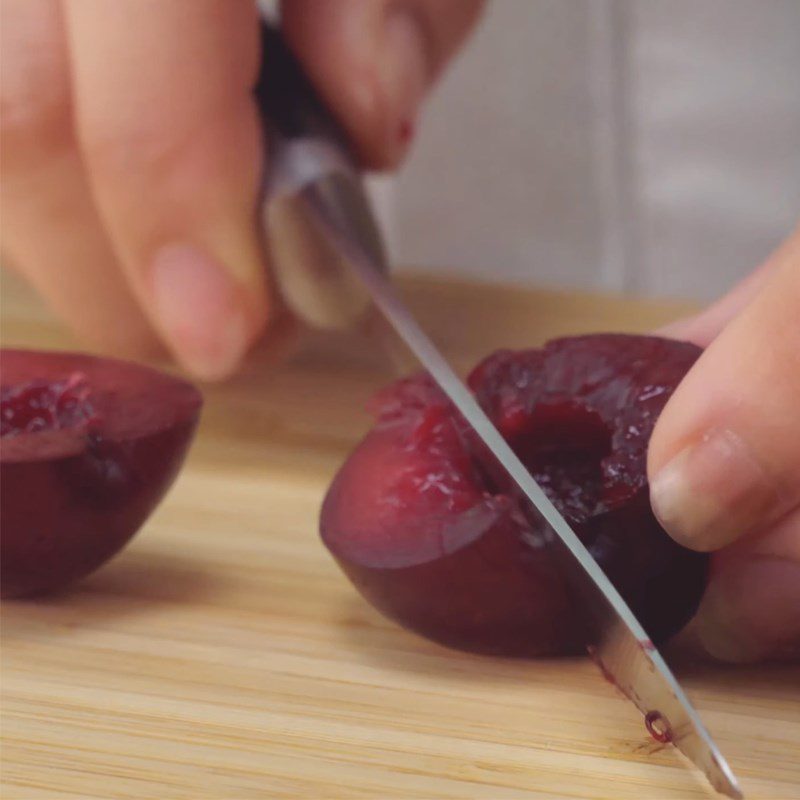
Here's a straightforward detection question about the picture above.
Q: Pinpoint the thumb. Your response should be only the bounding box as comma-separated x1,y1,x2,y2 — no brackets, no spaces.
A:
282,0,485,168
648,228,800,661
648,227,800,552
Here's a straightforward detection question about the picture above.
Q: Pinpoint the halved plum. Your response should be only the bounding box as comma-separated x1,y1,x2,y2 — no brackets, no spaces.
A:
1,349,202,598
320,334,709,656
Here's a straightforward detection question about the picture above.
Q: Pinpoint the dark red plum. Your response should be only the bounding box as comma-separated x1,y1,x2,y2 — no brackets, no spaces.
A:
320,334,708,656
1,349,202,598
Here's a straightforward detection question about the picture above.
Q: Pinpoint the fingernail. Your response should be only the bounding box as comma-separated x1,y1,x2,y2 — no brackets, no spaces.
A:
381,9,430,158
650,428,781,551
150,243,252,381
697,557,800,662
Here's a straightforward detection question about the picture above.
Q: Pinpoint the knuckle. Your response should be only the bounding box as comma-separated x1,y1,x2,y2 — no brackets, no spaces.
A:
79,114,170,175
77,96,250,194
0,51,71,156
78,104,211,179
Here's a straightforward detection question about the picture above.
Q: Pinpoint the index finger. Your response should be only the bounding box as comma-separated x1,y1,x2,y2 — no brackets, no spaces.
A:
696,511,800,662
64,0,269,380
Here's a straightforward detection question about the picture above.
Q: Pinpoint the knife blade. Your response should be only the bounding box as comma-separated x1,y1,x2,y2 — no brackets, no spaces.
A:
256,21,743,800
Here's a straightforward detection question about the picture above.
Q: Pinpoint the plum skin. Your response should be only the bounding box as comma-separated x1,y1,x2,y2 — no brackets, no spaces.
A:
1,350,202,598
1,423,196,598
323,419,581,655
320,334,709,657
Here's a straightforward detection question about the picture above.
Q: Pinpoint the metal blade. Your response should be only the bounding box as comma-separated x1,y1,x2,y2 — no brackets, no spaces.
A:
299,181,743,800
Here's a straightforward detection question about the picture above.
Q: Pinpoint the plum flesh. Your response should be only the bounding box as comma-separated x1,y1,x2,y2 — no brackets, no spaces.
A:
1,372,97,436
320,334,708,656
1,349,202,598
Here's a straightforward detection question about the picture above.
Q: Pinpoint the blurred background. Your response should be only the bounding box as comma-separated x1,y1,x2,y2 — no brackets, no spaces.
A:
368,0,800,301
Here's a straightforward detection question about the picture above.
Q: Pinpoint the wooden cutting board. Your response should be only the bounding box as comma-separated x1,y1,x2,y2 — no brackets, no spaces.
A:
2,270,798,800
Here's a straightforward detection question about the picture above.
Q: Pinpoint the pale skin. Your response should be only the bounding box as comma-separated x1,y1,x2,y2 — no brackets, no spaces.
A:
1,0,798,662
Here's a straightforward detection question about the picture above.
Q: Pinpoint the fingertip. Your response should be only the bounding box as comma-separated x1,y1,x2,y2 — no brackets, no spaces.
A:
149,243,266,382
281,0,415,169
283,0,483,169
649,427,781,552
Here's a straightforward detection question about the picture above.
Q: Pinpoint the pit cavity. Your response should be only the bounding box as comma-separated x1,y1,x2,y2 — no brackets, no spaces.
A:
505,402,612,520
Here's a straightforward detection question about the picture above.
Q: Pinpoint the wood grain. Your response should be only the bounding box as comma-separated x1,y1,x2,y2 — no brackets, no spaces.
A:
1,270,798,800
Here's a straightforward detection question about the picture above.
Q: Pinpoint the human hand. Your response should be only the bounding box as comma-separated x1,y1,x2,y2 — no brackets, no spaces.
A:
649,223,800,662
1,0,484,379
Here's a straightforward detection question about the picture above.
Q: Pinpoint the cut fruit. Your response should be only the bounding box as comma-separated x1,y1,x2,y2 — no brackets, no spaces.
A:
320,334,708,656
1,349,202,598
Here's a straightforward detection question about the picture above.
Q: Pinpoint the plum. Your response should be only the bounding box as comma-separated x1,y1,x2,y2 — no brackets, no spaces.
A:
1,349,202,598
320,334,709,656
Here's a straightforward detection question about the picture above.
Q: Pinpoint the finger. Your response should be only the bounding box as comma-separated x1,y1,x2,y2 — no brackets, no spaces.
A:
0,0,156,356
648,226,800,551
658,226,800,347
64,0,268,381
282,0,485,168
695,510,800,662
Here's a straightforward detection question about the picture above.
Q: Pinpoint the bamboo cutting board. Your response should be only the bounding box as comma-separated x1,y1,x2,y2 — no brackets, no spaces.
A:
1,270,799,800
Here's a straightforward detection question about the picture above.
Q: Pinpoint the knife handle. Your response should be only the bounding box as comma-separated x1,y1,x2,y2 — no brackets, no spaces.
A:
255,23,350,153
255,21,389,332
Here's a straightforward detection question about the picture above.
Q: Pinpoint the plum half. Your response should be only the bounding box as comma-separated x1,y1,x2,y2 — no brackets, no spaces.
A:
1,349,202,598
320,334,709,656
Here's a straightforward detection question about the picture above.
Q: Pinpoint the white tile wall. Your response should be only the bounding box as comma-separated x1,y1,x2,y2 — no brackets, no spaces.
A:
372,0,800,301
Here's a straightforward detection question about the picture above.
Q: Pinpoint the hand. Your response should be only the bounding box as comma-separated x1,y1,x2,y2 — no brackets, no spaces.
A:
1,0,484,380
649,223,800,662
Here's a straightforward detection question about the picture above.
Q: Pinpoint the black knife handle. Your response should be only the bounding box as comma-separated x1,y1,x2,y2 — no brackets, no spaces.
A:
255,22,351,154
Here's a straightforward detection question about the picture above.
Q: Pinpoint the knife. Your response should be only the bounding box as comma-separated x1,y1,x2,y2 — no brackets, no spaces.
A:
256,22,743,800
